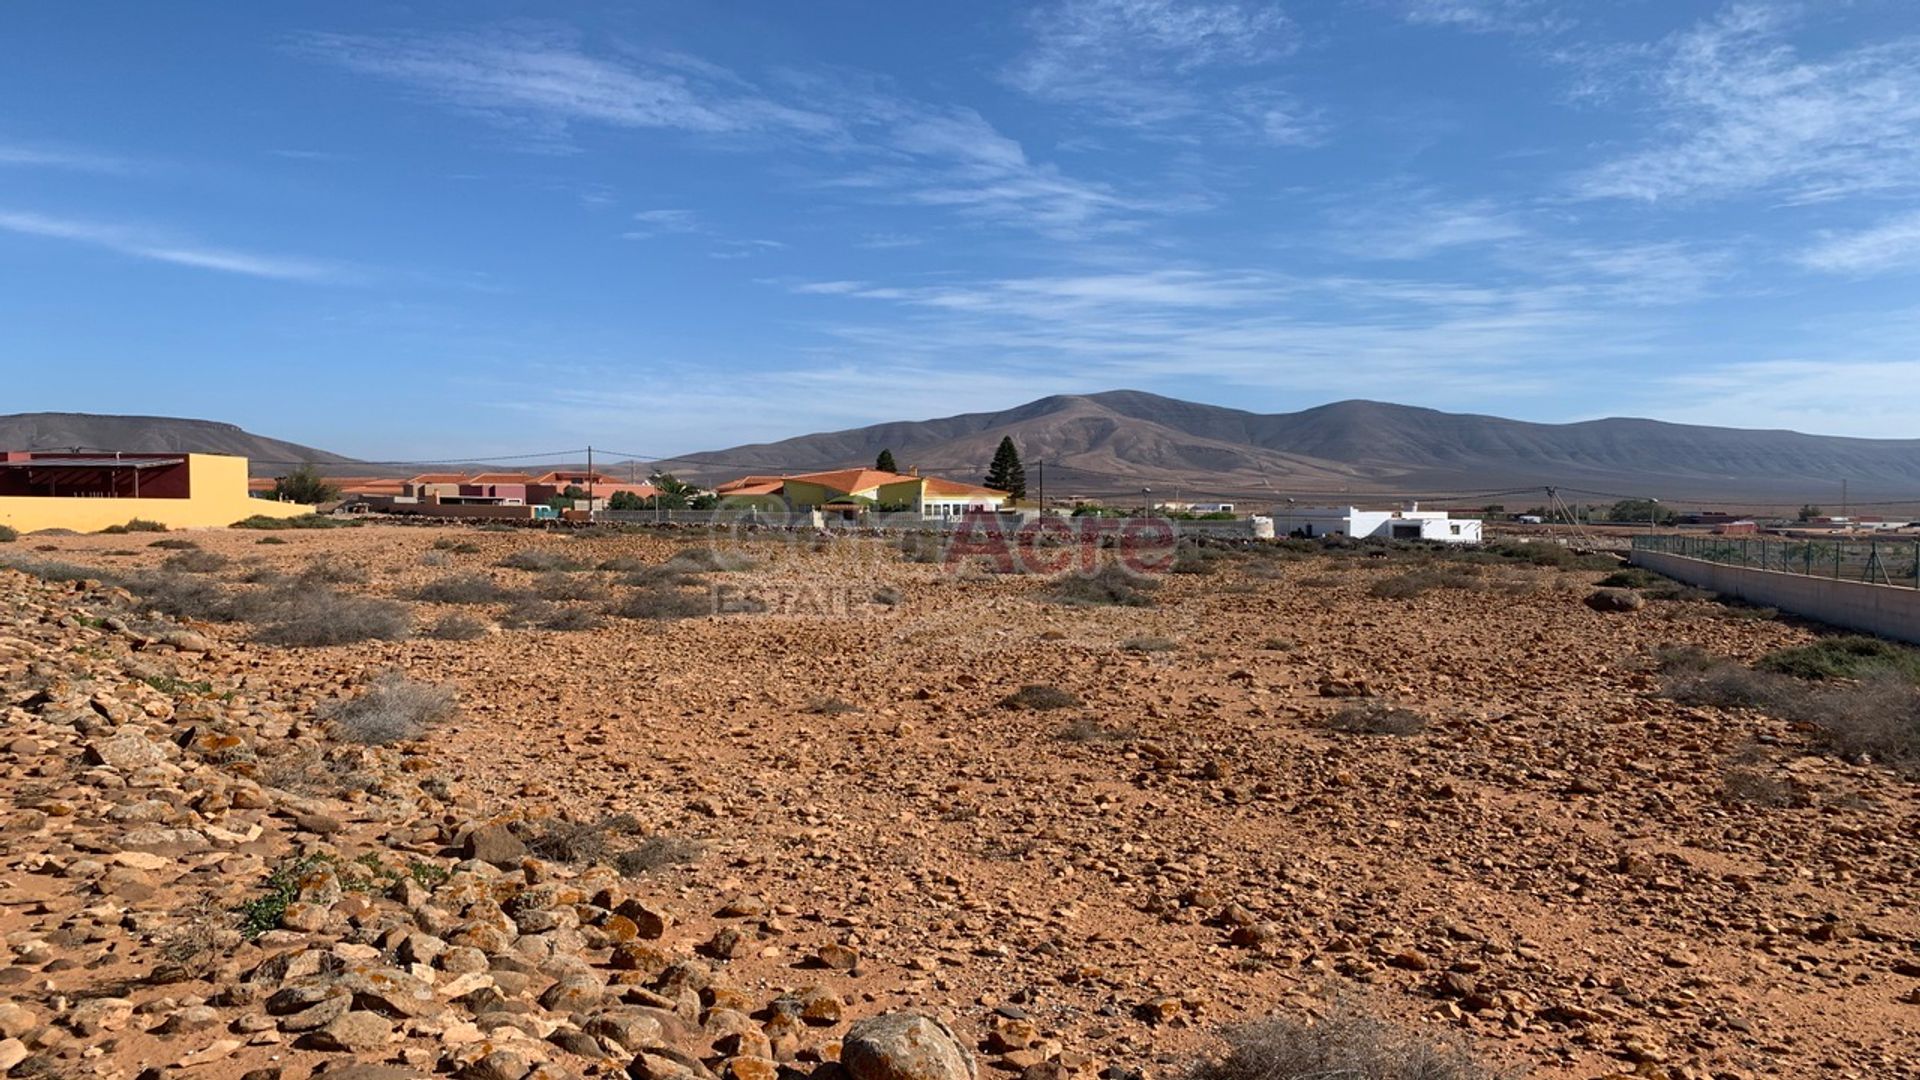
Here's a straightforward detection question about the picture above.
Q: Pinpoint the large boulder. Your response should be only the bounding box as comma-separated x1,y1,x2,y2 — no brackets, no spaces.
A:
841,1013,975,1080
1584,588,1645,613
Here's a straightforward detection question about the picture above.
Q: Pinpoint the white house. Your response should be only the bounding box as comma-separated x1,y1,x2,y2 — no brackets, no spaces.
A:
1269,503,1483,544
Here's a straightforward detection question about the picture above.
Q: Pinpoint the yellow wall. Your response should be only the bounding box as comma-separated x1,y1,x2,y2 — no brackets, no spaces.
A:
875,478,924,509
780,480,834,509
0,454,314,532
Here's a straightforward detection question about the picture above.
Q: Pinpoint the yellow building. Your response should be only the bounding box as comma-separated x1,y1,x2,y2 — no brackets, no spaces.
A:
0,452,315,532
714,467,1010,519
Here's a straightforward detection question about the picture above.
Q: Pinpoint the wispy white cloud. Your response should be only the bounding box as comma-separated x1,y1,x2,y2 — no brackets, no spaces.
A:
1329,195,1528,259
1575,4,1920,203
1005,0,1316,143
623,208,703,239
0,140,133,173
1653,359,1920,438
296,27,837,147
1800,211,1920,275
0,210,341,281
1398,0,1567,35
778,265,1665,407
302,28,1145,238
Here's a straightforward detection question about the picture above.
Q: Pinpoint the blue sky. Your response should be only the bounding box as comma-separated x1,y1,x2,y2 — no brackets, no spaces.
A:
4,1,1919,458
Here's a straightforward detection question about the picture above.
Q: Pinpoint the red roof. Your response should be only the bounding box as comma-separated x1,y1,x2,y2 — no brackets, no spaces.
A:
786,468,919,495
923,477,1005,499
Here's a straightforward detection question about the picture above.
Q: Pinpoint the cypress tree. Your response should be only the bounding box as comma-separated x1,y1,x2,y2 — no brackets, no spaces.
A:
983,436,1027,499
875,449,898,473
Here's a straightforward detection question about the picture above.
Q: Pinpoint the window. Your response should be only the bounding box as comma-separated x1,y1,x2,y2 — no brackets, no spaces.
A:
1450,523,1461,535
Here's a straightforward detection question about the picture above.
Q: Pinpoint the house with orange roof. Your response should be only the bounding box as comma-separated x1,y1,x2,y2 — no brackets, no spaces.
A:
714,467,1009,520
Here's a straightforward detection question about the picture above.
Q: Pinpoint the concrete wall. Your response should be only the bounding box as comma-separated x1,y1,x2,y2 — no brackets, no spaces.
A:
1632,550,1920,646
0,454,313,532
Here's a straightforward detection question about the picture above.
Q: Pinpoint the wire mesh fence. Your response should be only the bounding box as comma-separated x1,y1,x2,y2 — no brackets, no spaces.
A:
1634,533,1920,589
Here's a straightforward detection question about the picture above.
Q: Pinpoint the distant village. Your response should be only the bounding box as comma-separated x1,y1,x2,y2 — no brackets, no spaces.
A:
3,441,1913,545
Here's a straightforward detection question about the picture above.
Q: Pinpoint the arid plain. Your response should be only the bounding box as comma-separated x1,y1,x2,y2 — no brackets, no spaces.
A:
2,523,1915,1080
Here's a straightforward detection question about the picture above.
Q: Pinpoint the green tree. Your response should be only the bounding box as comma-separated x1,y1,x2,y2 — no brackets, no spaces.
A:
875,449,898,473
546,484,587,512
608,490,647,511
983,436,1027,500
647,473,704,510
272,464,339,505
1797,504,1822,522
1607,498,1672,524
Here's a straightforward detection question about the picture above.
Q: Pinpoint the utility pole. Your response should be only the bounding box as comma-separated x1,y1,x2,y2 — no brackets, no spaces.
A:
586,445,593,515
1842,478,1849,517
1036,459,1044,516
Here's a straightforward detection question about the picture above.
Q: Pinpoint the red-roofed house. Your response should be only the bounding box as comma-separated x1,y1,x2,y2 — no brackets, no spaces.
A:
714,468,1009,520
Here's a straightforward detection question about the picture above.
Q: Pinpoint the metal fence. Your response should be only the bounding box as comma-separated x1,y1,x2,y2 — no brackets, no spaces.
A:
1633,533,1920,589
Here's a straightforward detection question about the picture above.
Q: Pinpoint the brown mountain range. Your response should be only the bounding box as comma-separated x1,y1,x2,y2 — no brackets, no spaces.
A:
655,390,1920,505
8,392,1918,505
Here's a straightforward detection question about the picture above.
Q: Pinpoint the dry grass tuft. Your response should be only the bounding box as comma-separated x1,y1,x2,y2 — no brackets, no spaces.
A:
497,549,591,573
318,672,456,745
1057,717,1136,742
425,612,489,641
413,576,523,605
1000,684,1082,710
609,585,714,620
253,588,411,646
1051,562,1158,607
1188,1008,1503,1080
1326,700,1429,736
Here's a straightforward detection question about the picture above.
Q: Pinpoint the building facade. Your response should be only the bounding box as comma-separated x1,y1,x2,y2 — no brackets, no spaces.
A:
0,452,315,532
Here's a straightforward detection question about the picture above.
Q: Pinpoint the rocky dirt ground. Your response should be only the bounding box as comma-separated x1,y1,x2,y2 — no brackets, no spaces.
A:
1,522,1915,1080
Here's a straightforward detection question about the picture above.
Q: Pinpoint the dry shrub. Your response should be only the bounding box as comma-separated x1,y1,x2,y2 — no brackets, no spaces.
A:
610,585,713,620
596,555,650,572
253,588,411,646
1189,1009,1502,1080
295,555,367,585
160,550,229,574
804,696,861,715
1058,717,1136,742
1721,766,1798,808
1051,562,1158,607
319,672,456,745
1369,567,1481,599
526,814,640,865
1758,635,1920,682
662,547,757,573
1811,676,1920,772
426,612,489,641
126,571,240,621
503,598,604,632
1661,663,1801,713
414,576,522,605
1170,543,1220,575
497,549,590,573
102,518,168,534
148,537,199,550
896,533,944,564
614,835,704,877
1661,655,1920,775
535,573,598,601
1327,701,1429,736
155,898,241,983
1000,684,1082,710
1122,635,1178,653
432,537,481,554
